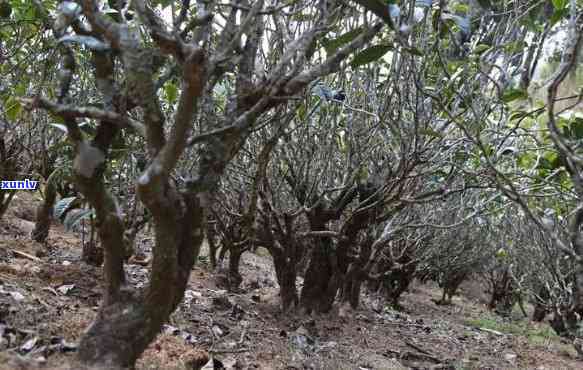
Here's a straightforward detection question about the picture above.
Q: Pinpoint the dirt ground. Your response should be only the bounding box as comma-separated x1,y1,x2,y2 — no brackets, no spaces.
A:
0,193,581,370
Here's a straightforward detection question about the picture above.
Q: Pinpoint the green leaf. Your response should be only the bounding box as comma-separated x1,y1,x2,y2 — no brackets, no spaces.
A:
538,150,561,170
441,14,470,35
322,27,364,55
0,1,12,18
496,248,508,259
563,117,583,139
453,3,469,14
454,150,469,163
14,83,26,97
358,166,369,182
350,44,393,68
46,167,67,188
473,44,490,55
54,196,78,219
165,82,178,104
550,8,568,26
403,46,424,56
419,128,443,138
572,118,583,139
352,0,396,29
501,88,528,103
64,208,94,231
446,61,462,74
50,123,68,133
509,110,530,121
482,143,495,158
552,0,567,10
297,104,307,121
503,40,525,54
5,97,22,121
517,152,536,170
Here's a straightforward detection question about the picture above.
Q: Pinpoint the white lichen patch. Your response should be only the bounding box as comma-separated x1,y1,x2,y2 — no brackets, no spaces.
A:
138,162,163,186
113,195,123,220
74,141,106,178
138,171,151,186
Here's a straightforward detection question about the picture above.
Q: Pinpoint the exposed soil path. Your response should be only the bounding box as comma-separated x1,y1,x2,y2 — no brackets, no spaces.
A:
0,194,580,369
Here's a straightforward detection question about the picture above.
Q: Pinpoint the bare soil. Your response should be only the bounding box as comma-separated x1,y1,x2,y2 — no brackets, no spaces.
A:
0,193,581,369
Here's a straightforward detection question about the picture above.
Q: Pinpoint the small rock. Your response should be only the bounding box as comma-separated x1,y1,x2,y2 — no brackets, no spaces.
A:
224,341,237,349
180,331,198,345
212,325,224,337
185,290,202,299
60,340,77,352
20,337,38,352
56,284,75,295
318,341,337,351
62,261,71,266
34,248,47,258
212,295,233,310
163,325,180,335
504,352,517,362
290,326,314,351
9,291,25,302
230,303,245,319
184,290,203,305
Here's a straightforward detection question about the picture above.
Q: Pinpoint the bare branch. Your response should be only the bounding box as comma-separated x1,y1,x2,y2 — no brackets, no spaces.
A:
20,96,146,136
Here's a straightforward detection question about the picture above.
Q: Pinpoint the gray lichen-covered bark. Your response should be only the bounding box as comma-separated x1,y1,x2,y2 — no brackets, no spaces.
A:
23,0,383,366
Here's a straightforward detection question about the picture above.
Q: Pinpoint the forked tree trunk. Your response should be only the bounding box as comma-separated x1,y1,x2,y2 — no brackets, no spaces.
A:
300,232,334,313
123,202,149,260
383,265,416,308
77,187,204,367
486,266,528,317
532,285,550,322
32,181,57,242
341,237,373,309
439,271,467,305
341,264,363,309
83,216,104,266
206,220,218,269
548,266,583,342
272,251,299,310
299,187,373,313
256,205,303,311
227,248,243,290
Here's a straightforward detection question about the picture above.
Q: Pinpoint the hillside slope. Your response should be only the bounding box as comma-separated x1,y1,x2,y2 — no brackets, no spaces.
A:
0,193,580,370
